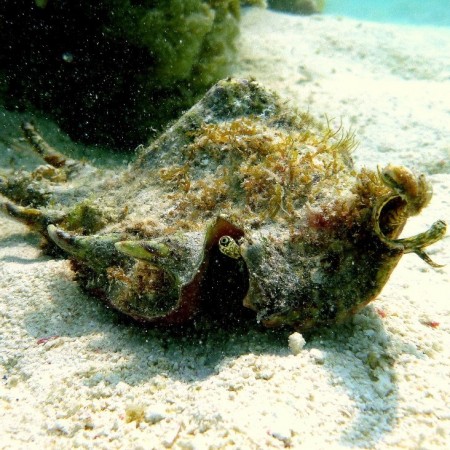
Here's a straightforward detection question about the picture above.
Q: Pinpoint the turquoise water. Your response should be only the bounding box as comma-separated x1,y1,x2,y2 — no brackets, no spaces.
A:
324,0,450,27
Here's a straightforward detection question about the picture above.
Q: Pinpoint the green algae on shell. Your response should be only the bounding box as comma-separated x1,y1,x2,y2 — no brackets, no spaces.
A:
0,78,446,330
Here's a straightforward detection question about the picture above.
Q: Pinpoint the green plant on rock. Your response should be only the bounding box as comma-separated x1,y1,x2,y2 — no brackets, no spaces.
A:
0,0,240,149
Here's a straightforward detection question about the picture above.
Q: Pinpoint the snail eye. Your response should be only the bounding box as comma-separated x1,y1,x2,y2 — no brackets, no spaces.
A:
218,235,241,260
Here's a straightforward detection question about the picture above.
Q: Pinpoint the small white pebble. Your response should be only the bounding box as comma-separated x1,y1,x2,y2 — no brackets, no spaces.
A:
145,407,166,424
309,348,326,364
288,332,306,355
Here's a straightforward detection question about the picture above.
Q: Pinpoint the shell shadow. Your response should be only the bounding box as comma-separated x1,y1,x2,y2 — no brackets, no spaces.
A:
0,230,47,266
19,261,404,448
306,319,402,447
0,229,41,250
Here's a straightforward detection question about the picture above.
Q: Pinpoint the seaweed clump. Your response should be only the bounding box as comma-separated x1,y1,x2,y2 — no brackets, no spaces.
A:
0,0,240,149
159,115,358,235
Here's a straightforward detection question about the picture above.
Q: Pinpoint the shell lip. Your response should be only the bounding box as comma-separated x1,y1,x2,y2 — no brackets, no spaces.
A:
143,216,249,326
373,194,446,267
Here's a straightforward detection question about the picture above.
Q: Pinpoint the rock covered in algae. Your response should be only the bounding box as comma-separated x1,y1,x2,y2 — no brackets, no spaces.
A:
241,0,324,14
0,78,446,330
267,0,325,15
0,0,240,149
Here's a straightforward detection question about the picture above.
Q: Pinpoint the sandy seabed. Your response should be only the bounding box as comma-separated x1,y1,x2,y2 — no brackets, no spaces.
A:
1,8,449,450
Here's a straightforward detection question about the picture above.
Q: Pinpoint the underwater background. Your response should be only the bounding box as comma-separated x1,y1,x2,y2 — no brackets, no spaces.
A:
1,2,449,449
324,0,450,27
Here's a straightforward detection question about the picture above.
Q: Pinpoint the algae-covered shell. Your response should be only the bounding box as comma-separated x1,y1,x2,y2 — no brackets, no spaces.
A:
0,78,446,330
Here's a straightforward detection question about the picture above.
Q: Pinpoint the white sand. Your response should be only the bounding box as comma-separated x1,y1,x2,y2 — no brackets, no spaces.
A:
1,8,450,449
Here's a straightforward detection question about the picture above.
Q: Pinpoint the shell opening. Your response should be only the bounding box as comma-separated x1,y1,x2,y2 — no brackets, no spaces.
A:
199,218,252,322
